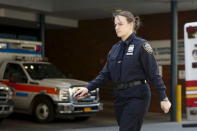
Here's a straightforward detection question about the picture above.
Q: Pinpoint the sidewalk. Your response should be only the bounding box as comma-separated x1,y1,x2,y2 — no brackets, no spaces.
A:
65,122,197,131
70,111,197,131
66,112,197,131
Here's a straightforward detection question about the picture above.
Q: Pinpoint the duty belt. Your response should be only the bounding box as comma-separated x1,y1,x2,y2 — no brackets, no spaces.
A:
116,80,146,90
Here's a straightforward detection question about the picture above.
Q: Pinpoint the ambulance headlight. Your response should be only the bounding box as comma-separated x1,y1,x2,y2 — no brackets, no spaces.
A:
0,43,7,49
7,88,13,99
59,89,70,102
0,86,13,99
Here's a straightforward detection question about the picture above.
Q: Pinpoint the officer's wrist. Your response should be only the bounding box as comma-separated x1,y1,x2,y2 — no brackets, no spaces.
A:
161,97,169,102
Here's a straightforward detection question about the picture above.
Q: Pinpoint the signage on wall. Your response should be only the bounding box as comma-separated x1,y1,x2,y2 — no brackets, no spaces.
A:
179,70,185,79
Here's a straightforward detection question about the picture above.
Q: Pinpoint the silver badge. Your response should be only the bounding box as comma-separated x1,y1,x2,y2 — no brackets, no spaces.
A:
126,45,134,55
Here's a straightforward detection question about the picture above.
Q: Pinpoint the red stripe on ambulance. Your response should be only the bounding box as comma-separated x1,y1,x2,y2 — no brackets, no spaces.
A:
1,80,58,95
187,98,197,107
186,80,197,87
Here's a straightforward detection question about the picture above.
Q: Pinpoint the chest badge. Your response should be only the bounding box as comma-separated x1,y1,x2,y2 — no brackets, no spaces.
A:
126,45,134,55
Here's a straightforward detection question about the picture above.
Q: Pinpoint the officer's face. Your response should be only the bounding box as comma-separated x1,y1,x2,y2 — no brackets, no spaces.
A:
114,15,133,40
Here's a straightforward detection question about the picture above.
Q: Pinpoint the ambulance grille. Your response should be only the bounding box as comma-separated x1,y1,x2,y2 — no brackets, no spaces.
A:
0,89,9,103
74,90,98,104
77,95,96,103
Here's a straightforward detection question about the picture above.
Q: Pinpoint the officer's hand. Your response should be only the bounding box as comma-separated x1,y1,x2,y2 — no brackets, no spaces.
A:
73,87,89,99
160,99,171,113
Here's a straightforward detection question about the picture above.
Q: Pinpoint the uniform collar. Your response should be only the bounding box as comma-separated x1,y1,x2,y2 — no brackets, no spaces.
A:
121,33,136,46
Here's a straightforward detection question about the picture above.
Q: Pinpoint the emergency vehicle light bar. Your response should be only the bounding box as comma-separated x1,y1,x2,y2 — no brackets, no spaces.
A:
187,26,197,33
15,56,43,62
0,43,7,49
0,38,42,52
186,26,197,39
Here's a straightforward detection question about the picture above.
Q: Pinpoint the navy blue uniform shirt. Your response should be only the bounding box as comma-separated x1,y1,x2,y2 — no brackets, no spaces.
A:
86,33,167,100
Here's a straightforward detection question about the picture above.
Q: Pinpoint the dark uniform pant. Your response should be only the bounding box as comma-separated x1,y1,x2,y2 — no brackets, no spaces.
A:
113,84,151,131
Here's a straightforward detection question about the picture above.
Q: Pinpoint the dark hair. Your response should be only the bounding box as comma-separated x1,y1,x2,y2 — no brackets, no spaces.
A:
113,10,141,32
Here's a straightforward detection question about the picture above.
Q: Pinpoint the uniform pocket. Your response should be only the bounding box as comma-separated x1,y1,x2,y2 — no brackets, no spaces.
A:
108,57,117,72
123,55,136,67
124,54,135,59
139,84,151,99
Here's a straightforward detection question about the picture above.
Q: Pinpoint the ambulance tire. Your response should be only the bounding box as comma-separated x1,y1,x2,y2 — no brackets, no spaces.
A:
33,98,55,123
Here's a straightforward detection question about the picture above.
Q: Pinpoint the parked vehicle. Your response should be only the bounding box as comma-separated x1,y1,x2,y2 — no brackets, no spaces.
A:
0,38,103,123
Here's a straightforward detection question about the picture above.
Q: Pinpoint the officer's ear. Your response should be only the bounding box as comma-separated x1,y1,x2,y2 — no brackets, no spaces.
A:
128,22,134,31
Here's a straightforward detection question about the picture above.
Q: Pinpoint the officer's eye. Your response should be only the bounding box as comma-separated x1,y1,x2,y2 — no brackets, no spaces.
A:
114,23,123,27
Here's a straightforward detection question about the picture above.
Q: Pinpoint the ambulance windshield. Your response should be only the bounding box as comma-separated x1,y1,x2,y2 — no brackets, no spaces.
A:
23,63,66,80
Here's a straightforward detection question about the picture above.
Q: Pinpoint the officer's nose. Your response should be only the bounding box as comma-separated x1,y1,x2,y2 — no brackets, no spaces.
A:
115,28,120,33
115,25,119,30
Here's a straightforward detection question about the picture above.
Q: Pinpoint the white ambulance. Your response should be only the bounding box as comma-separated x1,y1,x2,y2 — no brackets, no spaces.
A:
184,22,197,120
0,38,102,123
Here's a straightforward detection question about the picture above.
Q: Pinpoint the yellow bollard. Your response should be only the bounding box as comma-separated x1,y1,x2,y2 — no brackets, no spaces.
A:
176,84,182,122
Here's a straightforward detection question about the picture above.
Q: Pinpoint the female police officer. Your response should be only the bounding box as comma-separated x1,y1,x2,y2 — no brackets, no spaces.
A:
73,10,171,131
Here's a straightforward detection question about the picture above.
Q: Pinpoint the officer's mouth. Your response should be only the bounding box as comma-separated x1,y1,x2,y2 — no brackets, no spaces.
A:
116,31,121,35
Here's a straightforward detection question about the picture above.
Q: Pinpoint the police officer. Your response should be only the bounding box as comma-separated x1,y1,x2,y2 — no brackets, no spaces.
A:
73,10,171,131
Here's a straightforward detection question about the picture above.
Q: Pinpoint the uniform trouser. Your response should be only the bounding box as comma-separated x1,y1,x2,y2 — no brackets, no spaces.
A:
113,84,151,131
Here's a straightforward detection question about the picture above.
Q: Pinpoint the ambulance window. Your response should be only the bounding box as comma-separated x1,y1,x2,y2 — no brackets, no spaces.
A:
187,26,197,39
192,62,197,68
23,63,65,80
3,63,28,83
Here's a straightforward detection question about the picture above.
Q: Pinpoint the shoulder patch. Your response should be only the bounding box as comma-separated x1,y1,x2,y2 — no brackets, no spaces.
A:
143,43,153,54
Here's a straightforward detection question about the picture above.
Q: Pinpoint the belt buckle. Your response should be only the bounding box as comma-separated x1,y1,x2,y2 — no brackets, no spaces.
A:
117,84,126,90
129,82,134,87
122,84,127,89
134,81,140,85
118,85,122,89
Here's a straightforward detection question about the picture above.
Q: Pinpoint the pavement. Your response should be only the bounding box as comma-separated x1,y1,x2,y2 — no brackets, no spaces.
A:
1,99,197,131
65,123,197,131
1,111,197,131
65,112,197,131
61,99,197,131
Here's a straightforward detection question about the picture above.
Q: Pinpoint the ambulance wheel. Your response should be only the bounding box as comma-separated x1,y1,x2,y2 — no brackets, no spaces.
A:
33,98,55,123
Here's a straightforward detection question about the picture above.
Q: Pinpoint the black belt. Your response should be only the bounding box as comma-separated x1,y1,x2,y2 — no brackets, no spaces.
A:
116,80,146,90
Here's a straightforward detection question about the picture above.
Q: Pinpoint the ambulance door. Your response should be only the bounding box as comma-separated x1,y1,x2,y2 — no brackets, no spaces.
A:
3,63,30,110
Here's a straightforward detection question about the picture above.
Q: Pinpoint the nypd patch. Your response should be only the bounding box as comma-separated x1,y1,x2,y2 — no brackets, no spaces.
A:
143,43,153,54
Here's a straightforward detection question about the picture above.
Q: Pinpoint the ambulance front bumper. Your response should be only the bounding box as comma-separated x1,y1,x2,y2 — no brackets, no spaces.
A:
0,100,14,118
56,102,103,115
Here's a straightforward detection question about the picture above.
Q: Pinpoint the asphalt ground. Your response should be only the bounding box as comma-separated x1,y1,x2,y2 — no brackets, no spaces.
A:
1,112,197,131
1,99,197,131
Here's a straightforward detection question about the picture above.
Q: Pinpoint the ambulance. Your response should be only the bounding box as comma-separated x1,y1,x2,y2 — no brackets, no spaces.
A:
184,22,197,120
0,38,102,123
